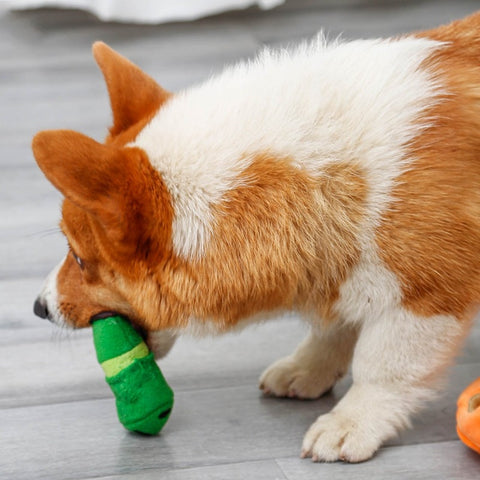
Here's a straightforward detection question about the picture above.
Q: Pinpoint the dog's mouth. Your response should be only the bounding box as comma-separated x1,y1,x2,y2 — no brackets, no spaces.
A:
90,311,120,322
90,311,149,342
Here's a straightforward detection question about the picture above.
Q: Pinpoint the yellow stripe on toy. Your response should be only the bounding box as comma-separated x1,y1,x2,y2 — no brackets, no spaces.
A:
100,341,149,377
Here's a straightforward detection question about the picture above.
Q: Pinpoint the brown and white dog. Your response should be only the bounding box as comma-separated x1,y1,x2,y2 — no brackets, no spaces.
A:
33,12,480,462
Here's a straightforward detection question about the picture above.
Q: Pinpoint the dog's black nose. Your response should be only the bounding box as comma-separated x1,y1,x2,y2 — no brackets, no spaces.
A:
34,297,49,319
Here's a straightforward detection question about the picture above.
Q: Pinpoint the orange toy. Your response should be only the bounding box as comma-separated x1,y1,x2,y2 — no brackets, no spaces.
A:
456,377,480,454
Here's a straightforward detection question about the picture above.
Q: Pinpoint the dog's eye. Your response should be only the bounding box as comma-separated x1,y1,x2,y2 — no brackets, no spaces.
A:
72,251,84,270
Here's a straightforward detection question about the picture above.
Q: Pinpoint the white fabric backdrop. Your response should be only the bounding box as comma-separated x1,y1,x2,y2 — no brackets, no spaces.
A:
0,0,284,23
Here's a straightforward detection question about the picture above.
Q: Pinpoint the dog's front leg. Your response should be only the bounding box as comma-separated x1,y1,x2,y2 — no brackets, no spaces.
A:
259,322,359,399
301,308,470,463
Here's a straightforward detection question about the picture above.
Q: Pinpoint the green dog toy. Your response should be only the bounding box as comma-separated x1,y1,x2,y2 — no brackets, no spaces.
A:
91,315,174,435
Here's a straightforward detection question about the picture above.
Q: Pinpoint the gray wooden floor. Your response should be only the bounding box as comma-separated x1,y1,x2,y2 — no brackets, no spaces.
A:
2,1,480,478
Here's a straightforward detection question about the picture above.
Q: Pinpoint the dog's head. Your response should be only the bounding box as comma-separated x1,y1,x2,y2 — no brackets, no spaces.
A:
32,43,175,333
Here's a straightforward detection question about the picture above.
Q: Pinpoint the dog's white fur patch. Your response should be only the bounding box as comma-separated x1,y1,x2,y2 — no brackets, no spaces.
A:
38,257,68,328
133,35,443,259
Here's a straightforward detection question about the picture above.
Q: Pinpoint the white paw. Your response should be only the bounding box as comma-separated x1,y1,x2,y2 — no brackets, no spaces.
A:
259,356,342,399
301,411,380,463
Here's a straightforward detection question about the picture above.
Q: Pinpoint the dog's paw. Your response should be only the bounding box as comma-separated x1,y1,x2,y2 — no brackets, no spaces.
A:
259,356,340,399
301,411,380,463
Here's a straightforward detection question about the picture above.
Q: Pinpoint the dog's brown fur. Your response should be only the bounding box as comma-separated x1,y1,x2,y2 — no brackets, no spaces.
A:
377,12,480,320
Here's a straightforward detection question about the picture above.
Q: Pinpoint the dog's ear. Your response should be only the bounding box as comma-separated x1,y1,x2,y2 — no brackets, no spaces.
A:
92,42,170,137
32,129,172,250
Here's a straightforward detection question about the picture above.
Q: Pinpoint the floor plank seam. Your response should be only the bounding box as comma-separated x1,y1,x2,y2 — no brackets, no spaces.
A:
70,457,292,480
0,379,264,411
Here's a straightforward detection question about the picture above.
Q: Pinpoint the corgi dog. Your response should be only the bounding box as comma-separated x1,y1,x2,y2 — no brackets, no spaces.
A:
33,12,480,463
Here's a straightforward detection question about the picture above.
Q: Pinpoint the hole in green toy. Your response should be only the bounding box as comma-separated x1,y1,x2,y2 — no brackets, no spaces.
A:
468,393,480,413
158,408,172,419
